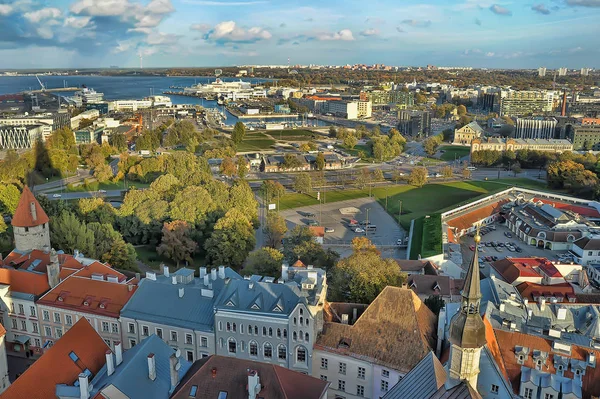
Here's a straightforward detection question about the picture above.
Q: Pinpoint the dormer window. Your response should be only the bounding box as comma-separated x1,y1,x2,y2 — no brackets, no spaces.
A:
536,359,543,370
58,296,64,302
99,303,106,309
575,369,581,376
83,301,89,306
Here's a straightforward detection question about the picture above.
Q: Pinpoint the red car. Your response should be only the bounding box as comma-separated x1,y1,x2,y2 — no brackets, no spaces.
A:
469,245,475,251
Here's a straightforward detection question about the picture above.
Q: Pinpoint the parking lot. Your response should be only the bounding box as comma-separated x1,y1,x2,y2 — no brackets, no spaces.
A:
460,223,572,277
280,197,406,257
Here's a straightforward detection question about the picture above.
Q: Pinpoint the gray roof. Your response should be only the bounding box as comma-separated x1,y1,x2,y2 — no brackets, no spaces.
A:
383,352,446,399
463,121,484,135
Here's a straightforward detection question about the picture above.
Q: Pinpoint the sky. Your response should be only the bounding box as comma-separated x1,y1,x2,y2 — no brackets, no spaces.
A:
0,0,599,69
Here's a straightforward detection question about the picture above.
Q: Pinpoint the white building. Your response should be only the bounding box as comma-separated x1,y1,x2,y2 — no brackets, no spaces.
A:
571,236,600,266
558,67,568,76
108,100,153,112
0,326,8,393
515,117,558,139
70,109,100,129
538,67,547,77
0,125,44,150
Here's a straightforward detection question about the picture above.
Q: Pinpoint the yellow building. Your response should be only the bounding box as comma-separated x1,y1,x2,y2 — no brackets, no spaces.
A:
453,121,484,145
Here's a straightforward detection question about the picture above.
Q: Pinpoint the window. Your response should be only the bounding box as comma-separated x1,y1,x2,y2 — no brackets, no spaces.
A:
268,327,273,337
357,385,365,397
189,385,198,397
112,323,119,334
187,350,194,362
142,326,149,336
201,337,208,348
300,317,303,325
321,358,328,369
240,324,244,334
248,325,252,335
300,308,304,315
34,338,41,347
43,310,50,321
250,341,258,356
186,334,193,344
320,375,327,381
11,318,17,329
491,384,499,394
263,327,267,336
65,315,73,326
358,367,365,379
278,345,286,360
228,339,236,353
382,369,389,378
240,341,245,352
156,328,163,339
254,326,258,335
32,322,39,334
54,312,61,323
104,339,111,347
128,323,135,334
264,343,272,359
283,329,287,338
544,395,554,399
293,317,297,325
305,318,309,327
293,331,297,341
381,380,389,392
339,362,347,375
232,323,236,332
226,322,231,332
297,347,306,363
338,380,345,392
219,338,224,348
589,251,593,256
171,331,178,342
277,328,281,338
18,304,24,315
102,322,109,332
524,388,533,399
10,303,14,313
305,332,309,342
20,320,27,331
130,339,137,347
56,328,63,338
218,321,222,331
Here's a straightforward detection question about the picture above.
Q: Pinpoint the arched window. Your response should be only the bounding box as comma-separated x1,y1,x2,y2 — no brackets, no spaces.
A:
218,322,223,331
296,346,306,363
283,329,287,338
248,325,252,335
268,327,273,337
299,308,304,315
262,327,267,336
249,341,258,356
232,323,236,332
305,332,309,342
300,316,303,325
277,328,281,338
299,330,303,341
278,345,287,360
293,317,297,325
226,322,231,332
240,324,244,334
264,342,273,359
293,331,297,341
228,338,236,353
305,318,309,327
254,326,258,335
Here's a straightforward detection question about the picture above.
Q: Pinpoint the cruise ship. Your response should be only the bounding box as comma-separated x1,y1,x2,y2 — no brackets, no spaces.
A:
183,78,252,95
69,88,104,106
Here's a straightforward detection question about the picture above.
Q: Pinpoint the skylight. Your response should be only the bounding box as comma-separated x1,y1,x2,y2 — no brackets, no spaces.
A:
189,385,198,397
68,351,79,362
217,392,228,399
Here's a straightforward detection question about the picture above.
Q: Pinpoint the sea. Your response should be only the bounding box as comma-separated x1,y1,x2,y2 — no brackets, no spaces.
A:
0,75,329,127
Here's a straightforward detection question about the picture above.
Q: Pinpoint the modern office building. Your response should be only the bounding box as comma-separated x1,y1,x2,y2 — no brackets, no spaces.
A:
70,109,100,129
0,113,69,140
499,90,554,117
365,90,414,109
515,117,558,139
398,110,431,137
0,125,44,149
558,67,568,76
538,67,547,77
572,125,600,150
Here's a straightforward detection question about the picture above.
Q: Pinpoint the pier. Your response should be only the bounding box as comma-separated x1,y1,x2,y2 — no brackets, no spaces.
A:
26,87,80,94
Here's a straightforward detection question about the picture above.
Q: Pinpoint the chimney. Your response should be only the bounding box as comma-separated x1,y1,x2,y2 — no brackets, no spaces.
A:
247,370,261,399
146,272,156,281
30,201,37,222
179,288,185,298
135,272,141,281
281,263,289,282
211,268,217,281
105,350,115,376
78,373,90,399
212,367,217,378
47,248,60,289
204,275,209,286
200,267,207,278
341,314,349,324
218,266,225,279
540,298,546,311
172,276,177,285
524,298,529,306
147,354,156,381
163,264,169,277
352,308,358,324
115,341,123,366
499,303,506,312
170,353,180,391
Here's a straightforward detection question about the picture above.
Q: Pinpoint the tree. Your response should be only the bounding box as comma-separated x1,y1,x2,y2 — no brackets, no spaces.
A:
103,240,139,272
261,180,285,203
415,92,428,104
50,212,95,256
408,166,428,187
423,135,442,156
457,105,467,116
343,134,358,149
204,209,256,268
263,211,287,248
242,247,284,278
170,186,215,226
282,225,315,263
110,133,128,152
157,220,198,267
282,154,303,169
328,126,337,138
372,169,384,181
294,173,312,194
231,122,246,144
281,225,339,269
0,184,21,214
330,237,406,303
442,128,453,142
315,153,325,171
93,163,113,183
424,295,445,316
237,157,248,179
441,165,453,179
299,143,311,152
77,197,116,225
462,168,472,179
511,162,522,177
220,157,237,177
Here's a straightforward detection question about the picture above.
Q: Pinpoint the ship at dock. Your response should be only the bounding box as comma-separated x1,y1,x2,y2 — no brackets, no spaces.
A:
66,87,104,106
176,78,266,102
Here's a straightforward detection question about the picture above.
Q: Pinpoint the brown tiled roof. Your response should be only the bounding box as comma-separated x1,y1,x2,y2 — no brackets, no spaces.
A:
575,237,600,251
397,260,433,273
11,186,49,227
315,287,437,372
447,200,509,232
309,226,325,238
493,328,600,398
491,258,543,284
533,197,600,218
515,281,575,301
37,275,137,318
408,275,453,297
483,317,509,382
1,318,109,399
171,355,329,399
2,249,85,273
324,302,368,323
0,267,50,296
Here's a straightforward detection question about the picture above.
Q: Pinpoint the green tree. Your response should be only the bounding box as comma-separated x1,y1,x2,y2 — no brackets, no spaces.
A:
50,212,95,256
408,166,428,187
204,209,256,268
415,93,428,104
77,197,116,225
441,165,453,179
110,133,128,152
261,180,285,203
344,134,358,149
0,184,21,214
170,186,215,225
157,220,198,267
294,173,312,194
330,237,406,303
315,153,325,171
282,225,316,263
242,247,284,278
149,174,181,199
462,168,472,179
263,211,287,248
424,295,445,316
328,126,337,138
423,136,442,156
231,122,246,144
104,240,139,272
372,169,384,181
442,129,453,142
511,162,522,177
237,157,248,179
457,105,467,116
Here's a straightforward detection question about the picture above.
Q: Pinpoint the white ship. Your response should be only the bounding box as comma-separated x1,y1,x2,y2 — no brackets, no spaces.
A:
69,87,104,106
183,78,252,95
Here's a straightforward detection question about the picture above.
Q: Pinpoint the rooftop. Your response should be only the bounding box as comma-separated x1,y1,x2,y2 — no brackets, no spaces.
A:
11,186,49,228
0,267,50,297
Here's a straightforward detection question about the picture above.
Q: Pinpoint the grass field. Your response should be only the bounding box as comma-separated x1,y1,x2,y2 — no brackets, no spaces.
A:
439,145,471,161
238,132,276,152
343,144,373,160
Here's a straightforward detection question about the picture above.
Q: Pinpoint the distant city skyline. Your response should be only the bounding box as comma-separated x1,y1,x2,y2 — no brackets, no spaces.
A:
0,0,599,69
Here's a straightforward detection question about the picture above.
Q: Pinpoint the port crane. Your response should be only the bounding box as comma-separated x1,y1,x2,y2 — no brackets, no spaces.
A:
35,74,46,92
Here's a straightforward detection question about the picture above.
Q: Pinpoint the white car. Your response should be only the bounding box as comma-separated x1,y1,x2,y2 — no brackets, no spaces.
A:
98,189,107,193
52,194,61,198
354,227,365,233
325,228,335,233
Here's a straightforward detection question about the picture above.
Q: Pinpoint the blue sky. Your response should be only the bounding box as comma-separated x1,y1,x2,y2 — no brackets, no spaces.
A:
0,0,599,68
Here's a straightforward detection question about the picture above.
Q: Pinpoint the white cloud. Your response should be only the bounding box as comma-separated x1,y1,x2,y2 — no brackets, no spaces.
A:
63,16,92,29
360,28,379,36
36,26,55,39
71,0,174,29
146,32,180,45
401,19,432,28
146,0,174,14
24,7,62,23
182,0,267,4
316,29,355,41
486,52,495,57
190,23,211,32
0,4,13,15
489,4,512,15
70,0,132,17
206,21,272,42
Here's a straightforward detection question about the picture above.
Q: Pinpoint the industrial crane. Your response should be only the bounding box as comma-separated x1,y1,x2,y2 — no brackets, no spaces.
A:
35,74,46,92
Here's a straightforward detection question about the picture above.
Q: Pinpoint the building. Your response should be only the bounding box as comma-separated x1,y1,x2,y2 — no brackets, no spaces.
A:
36,261,138,351
108,100,153,112
10,186,51,252
262,154,311,172
572,125,600,150
558,67,568,76
0,125,44,149
453,121,484,145
406,274,462,303
581,68,591,76
499,90,554,117
1,318,109,399
0,112,69,140
471,137,573,154
314,287,437,399
515,117,558,139
571,236,600,266
171,355,329,399
357,100,373,118
74,126,104,144
274,104,291,114
398,110,431,138
364,90,414,108
0,324,8,393
328,101,359,119
70,109,100,129
538,67,547,77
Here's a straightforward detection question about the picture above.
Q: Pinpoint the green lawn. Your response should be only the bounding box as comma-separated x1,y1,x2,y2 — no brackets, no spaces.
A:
238,133,276,152
439,145,471,161
342,144,373,160
409,217,424,260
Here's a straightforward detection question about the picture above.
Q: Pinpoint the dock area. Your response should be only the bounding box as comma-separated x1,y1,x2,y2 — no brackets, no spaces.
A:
26,87,80,93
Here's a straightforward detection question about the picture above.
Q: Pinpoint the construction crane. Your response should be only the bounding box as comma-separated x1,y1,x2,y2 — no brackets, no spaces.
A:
35,74,46,92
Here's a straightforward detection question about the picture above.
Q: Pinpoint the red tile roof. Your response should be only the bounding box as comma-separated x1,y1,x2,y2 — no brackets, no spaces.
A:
447,200,509,232
11,186,49,227
2,249,85,273
491,258,543,284
537,261,563,278
309,226,325,238
533,197,600,218
516,281,575,301
1,318,109,399
0,268,50,296
37,276,137,318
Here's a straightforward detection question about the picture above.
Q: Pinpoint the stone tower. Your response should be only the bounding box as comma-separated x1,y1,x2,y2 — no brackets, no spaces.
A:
447,227,486,390
11,186,51,252
47,248,60,288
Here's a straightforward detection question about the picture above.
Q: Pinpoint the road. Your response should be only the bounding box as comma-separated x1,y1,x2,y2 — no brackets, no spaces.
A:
32,169,92,193
45,190,124,201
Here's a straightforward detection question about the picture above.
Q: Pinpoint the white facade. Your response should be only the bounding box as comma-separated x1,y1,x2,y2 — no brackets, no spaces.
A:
328,101,359,120
515,117,558,140
70,109,100,129
0,117,53,140
0,290,44,354
0,331,8,393
108,100,153,112
0,125,44,150
571,240,600,266
13,221,50,253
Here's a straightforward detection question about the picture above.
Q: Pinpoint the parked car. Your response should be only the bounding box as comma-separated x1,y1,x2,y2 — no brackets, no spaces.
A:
98,189,107,193
485,256,492,262
325,228,335,233
365,225,377,231
491,256,499,261
354,227,365,233
52,194,61,198
496,247,504,252
504,231,513,238
305,212,316,218
485,242,492,247
307,220,319,226
515,247,523,253
498,242,505,247
489,225,496,230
